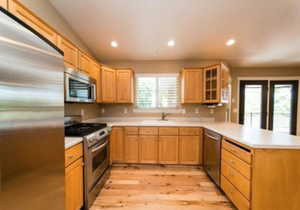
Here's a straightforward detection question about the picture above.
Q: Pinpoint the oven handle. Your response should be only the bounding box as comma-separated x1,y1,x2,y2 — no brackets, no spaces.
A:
91,141,108,153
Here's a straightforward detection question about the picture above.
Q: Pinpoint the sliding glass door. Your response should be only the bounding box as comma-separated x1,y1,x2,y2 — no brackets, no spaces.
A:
269,81,298,135
239,81,268,129
239,80,298,135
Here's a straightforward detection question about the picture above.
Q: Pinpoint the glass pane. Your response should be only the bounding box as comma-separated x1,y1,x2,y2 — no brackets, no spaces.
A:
69,78,92,99
158,77,178,108
244,85,262,128
136,77,156,108
272,84,292,134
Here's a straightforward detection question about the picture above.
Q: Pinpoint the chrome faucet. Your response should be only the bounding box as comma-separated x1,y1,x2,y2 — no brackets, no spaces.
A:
161,112,168,121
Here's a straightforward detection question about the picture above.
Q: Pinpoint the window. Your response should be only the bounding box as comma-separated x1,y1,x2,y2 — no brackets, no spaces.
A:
136,74,179,109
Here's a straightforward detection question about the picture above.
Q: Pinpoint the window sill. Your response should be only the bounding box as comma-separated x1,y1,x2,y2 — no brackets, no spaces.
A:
133,108,184,113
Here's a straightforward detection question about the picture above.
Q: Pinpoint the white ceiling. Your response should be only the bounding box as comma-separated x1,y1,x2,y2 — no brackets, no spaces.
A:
50,0,300,67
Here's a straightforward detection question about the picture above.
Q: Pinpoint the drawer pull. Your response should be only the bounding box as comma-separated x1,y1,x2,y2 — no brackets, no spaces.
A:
67,154,74,159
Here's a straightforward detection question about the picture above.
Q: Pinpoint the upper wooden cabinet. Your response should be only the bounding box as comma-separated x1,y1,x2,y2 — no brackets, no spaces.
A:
101,66,116,103
8,0,58,45
116,69,134,103
78,51,90,75
203,63,230,104
181,68,203,103
0,0,7,9
57,36,78,69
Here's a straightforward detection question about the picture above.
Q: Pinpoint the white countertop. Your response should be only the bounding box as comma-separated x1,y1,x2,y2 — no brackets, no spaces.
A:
85,118,300,149
65,137,83,149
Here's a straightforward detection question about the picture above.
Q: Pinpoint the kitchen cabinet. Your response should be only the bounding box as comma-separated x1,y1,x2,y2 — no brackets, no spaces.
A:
158,136,179,164
179,136,200,165
139,136,158,163
221,137,300,210
203,63,230,104
181,68,203,103
116,69,134,103
0,0,7,9
65,143,84,210
101,66,116,103
57,36,78,69
9,0,58,45
124,135,139,163
78,51,90,75
110,127,124,163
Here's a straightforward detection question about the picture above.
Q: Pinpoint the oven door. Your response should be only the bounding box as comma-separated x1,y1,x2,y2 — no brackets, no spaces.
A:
65,72,96,103
86,139,109,191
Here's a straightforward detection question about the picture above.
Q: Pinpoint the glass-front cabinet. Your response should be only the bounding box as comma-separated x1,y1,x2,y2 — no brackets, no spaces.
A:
203,63,230,104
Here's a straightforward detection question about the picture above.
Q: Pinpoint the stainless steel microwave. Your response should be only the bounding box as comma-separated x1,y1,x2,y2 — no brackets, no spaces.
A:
64,68,96,103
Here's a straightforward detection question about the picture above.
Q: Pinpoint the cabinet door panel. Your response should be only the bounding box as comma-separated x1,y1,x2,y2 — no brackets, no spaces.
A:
9,0,57,44
179,136,201,165
139,136,158,164
181,69,203,103
65,158,84,210
0,0,7,9
57,36,78,68
110,127,124,163
124,135,139,163
101,67,116,102
116,69,133,103
78,51,90,75
158,136,179,164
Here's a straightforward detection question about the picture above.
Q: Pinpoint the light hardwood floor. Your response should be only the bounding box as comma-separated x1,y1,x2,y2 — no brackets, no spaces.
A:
91,165,235,210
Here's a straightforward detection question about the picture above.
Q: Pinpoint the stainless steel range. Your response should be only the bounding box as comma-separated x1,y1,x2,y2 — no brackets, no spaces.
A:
65,122,111,209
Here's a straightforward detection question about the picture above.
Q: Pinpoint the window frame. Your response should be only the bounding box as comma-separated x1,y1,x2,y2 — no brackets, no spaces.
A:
135,73,180,110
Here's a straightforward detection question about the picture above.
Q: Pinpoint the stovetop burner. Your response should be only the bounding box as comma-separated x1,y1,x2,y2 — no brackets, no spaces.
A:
65,123,107,137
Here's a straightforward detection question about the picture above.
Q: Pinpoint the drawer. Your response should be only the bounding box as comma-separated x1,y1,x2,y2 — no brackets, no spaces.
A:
221,175,250,210
223,139,252,164
222,149,251,179
65,143,83,167
179,127,201,136
139,127,158,135
221,161,250,199
125,127,138,135
159,127,178,136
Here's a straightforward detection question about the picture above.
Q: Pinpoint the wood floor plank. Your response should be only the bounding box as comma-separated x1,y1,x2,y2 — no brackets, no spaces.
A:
91,166,235,210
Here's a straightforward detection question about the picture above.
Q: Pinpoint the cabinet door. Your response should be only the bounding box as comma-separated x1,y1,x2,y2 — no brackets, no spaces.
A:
101,66,116,103
110,127,124,163
116,69,134,103
0,0,7,9
181,69,203,103
158,136,179,164
203,65,221,103
9,0,57,45
65,158,83,210
78,51,90,75
179,136,201,165
57,36,78,69
124,135,139,163
139,136,158,164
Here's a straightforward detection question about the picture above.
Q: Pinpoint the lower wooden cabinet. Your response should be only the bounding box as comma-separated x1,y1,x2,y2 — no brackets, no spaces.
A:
158,136,179,164
124,135,139,163
110,127,124,163
179,136,201,165
110,126,203,166
65,144,84,210
139,136,158,163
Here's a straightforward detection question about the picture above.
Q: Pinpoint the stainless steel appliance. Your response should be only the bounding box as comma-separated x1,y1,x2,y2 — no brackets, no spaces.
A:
65,123,111,209
65,67,96,103
0,8,65,210
203,129,222,186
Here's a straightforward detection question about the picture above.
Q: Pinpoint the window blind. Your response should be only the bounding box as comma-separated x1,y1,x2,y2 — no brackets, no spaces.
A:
136,74,179,109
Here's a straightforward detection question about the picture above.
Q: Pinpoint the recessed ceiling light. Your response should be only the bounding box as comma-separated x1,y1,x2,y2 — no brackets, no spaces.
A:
226,39,235,46
111,41,118,48
167,40,175,47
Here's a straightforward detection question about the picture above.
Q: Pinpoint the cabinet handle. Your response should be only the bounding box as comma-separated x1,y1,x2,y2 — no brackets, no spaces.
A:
66,154,74,159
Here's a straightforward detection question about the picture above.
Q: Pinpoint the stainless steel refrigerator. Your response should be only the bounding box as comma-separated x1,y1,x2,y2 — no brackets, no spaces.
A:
0,8,65,210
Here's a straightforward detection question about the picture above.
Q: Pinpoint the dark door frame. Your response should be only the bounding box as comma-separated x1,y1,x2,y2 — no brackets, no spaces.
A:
268,80,298,135
239,80,269,129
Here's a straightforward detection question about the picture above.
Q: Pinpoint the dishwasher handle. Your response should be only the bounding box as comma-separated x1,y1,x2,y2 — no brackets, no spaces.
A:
204,131,221,141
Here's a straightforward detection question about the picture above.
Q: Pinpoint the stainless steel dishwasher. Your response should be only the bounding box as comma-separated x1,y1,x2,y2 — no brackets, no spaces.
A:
203,129,222,186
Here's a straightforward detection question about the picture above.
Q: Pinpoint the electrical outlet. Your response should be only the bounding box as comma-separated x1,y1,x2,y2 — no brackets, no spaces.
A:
124,107,128,114
80,109,85,116
101,108,105,114
182,109,186,114
195,108,199,114
210,109,214,114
